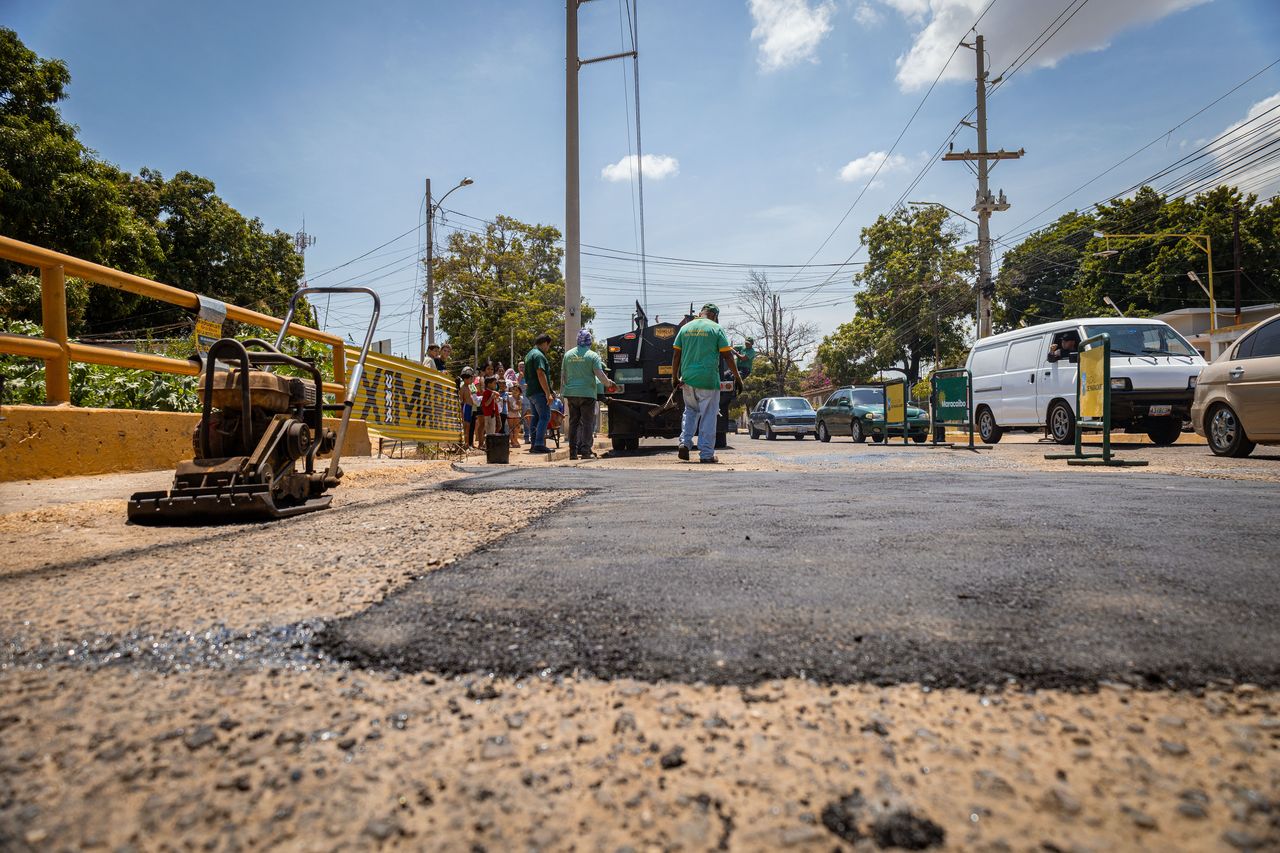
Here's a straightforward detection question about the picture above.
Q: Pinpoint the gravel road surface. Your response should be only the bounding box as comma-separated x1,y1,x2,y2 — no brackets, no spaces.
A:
2,446,1277,851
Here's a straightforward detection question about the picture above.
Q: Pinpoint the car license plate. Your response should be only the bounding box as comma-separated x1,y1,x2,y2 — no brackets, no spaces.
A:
658,364,673,376
1149,404,1172,416
720,381,735,392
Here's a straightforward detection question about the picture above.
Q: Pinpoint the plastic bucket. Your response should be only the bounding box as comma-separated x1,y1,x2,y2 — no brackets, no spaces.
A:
485,433,510,464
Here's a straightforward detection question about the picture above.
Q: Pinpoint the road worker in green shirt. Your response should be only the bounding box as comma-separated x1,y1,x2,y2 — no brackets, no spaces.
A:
561,329,616,460
734,337,757,378
524,333,554,454
671,303,742,464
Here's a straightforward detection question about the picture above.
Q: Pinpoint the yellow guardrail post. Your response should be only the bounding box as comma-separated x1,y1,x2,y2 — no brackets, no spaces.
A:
40,264,71,404
0,235,349,402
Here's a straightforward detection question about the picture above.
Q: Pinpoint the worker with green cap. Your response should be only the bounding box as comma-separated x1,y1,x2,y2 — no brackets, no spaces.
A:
671,303,742,463
734,337,757,378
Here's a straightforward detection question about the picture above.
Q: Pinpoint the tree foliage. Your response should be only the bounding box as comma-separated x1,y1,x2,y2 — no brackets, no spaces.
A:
0,28,303,337
817,206,975,385
434,214,594,378
996,186,1280,330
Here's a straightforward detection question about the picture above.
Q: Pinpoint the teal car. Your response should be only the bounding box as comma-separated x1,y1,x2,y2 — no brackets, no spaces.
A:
815,385,931,444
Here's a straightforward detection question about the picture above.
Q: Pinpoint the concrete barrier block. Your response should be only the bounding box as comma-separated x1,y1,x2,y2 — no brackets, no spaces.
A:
0,405,370,482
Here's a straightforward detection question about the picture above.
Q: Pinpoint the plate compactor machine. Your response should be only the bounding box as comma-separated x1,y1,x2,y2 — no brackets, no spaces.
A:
127,286,379,524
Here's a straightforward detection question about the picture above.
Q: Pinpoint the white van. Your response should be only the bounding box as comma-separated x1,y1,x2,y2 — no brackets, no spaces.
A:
965,317,1206,445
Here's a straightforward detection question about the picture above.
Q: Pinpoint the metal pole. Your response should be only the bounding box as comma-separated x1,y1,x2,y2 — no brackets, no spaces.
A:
40,264,70,405
1233,205,1242,326
974,34,993,339
1206,237,1217,336
565,0,582,352
425,178,435,356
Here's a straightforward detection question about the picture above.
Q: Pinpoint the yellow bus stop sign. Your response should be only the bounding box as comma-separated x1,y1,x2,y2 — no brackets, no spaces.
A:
886,381,906,423
1079,344,1106,419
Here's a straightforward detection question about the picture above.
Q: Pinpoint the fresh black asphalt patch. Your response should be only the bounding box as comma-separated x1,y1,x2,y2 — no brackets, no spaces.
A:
320,467,1280,689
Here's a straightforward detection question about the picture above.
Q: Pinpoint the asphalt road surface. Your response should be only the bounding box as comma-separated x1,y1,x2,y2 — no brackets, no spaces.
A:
323,459,1280,689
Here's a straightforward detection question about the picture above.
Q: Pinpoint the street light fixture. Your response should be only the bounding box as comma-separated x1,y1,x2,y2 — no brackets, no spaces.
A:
1102,295,1125,317
422,177,476,360
1092,230,1217,332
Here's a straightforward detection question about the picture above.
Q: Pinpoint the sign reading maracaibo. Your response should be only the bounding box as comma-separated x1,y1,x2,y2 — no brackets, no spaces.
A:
933,375,969,423
344,350,461,443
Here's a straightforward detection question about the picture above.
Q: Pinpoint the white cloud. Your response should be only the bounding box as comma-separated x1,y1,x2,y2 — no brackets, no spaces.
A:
854,3,883,27
839,150,909,184
1213,91,1280,198
884,0,1208,92
748,0,836,72
881,0,929,22
600,153,680,183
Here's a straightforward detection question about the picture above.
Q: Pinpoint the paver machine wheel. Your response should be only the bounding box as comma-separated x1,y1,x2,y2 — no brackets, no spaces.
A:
127,287,380,524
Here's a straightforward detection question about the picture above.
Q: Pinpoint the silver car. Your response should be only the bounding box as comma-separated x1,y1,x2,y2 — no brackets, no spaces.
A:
1192,311,1280,457
748,396,817,440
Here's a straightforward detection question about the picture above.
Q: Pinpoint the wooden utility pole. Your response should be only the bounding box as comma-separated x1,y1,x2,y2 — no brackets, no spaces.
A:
943,34,1023,339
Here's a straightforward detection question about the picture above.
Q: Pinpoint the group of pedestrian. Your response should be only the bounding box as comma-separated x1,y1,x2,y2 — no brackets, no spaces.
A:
455,358,534,450
438,302,740,463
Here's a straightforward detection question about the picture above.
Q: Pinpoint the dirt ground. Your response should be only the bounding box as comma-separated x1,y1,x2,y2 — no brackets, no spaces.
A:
1,454,1277,851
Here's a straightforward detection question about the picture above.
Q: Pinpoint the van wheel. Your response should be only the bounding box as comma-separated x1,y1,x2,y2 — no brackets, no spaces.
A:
1047,401,1075,445
817,421,831,443
1147,419,1183,446
715,432,728,449
850,420,866,443
977,407,1004,444
611,437,629,453
1207,404,1255,457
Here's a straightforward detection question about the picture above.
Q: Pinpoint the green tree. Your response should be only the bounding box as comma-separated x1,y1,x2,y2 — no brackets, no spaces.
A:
434,214,594,378
996,187,1280,328
817,206,975,385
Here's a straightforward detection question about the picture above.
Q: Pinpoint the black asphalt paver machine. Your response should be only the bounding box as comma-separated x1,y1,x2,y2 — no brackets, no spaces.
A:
127,287,380,524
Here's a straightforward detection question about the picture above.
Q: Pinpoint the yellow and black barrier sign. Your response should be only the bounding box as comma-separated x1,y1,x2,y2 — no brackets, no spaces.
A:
344,350,462,443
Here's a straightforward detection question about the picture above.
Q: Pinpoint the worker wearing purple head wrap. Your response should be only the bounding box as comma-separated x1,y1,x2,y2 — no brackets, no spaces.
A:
561,328,617,460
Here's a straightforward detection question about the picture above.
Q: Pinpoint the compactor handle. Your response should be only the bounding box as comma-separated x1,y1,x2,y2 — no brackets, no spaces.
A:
275,287,381,484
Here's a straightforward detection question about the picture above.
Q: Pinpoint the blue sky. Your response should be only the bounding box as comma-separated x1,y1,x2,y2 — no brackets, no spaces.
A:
6,0,1280,358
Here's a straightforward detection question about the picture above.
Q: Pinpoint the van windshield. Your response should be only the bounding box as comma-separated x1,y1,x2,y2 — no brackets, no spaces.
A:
1083,324,1198,357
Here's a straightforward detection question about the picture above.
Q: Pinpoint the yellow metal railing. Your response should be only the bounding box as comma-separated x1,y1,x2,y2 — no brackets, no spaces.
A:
0,235,347,403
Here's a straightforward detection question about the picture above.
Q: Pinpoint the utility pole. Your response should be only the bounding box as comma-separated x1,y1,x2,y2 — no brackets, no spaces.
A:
943,34,1023,339
566,0,581,353
1233,205,1242,326
421,177,433,362
294,220,317,326
567,0,638,351
419,176,474,362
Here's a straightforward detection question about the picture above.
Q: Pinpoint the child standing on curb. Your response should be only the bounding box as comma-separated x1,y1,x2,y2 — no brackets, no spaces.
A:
479,375,500,438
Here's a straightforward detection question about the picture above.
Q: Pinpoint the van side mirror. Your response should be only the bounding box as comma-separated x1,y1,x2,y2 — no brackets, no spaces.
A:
1068,353,1079,364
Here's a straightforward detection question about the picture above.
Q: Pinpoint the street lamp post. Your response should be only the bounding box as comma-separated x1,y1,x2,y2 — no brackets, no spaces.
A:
421,177,475,362
1092,231,1217,333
